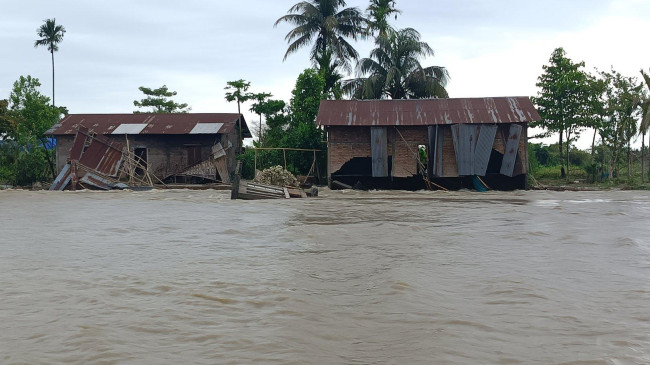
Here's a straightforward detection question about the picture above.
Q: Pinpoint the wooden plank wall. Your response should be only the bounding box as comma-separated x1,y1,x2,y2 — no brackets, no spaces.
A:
500,124,523,177
451,124,476,176
371,127,388,177
474,125,497,176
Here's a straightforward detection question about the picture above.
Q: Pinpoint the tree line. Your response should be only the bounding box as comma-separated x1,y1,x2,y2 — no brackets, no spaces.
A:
532,47,650,185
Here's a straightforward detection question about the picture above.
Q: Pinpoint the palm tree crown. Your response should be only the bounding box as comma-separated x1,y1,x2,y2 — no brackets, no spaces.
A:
275,0,367,72
345,28,449,100
34,19,65,52
34,18,66,106
367,0,401,38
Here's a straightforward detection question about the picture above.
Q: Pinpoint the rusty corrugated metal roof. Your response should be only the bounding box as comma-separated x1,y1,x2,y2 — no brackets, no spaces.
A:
46,113,252,137
316,97,541,126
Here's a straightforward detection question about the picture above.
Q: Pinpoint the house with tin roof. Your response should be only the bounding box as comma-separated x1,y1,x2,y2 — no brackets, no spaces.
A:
316,97,541,190
46,113,251,184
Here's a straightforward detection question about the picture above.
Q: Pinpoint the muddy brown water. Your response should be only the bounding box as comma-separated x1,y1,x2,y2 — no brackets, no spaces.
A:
1,189,649,364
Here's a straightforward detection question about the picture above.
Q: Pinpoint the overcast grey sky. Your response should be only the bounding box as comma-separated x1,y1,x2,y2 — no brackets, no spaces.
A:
2,0,649,144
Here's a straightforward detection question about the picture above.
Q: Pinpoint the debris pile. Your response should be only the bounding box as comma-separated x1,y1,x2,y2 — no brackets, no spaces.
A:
49,126,155,191
254,165,298,187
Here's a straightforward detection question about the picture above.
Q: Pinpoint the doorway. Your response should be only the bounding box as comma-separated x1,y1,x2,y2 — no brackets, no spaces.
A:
134,148,147,175
187,146,201,166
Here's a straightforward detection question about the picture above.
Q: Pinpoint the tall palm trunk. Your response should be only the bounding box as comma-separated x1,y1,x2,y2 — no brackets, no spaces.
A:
51,49,55,106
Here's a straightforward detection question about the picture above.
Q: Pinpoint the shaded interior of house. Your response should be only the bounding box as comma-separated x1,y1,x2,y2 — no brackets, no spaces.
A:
316,97,541,191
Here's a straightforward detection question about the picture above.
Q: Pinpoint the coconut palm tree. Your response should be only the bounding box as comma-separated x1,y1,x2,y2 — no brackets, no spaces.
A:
34,18,66,107
344,28,449,100
275,0,367,76
367,0,401,38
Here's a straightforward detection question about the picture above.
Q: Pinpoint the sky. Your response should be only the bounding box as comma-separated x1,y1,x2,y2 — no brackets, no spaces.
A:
1,0,649,147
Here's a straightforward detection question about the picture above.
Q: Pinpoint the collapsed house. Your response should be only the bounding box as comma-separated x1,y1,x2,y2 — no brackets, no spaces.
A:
316,97,541,190
46,113,251,190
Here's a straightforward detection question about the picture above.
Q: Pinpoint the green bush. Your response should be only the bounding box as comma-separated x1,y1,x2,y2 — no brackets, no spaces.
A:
13,148,50,186
531,165,563,179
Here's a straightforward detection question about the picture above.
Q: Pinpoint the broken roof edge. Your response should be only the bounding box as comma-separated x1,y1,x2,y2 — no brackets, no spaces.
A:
46,113,252,137
316,97,541,127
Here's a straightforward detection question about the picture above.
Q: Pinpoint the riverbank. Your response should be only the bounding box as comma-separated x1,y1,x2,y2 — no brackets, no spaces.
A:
531,176,650,191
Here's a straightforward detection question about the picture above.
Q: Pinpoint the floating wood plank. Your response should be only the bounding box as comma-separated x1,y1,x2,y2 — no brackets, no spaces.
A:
451,124,476,176
331,180,353,190
473,125,497,176
500,124,523,177
371,127,388,177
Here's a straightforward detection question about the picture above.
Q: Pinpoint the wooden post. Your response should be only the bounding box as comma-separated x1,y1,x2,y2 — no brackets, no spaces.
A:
254,148,257,178
283,149,287,170
231,161,241,200
313,150,320,183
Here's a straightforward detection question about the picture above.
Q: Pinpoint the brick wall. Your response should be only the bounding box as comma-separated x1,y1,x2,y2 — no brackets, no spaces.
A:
328,126,429,178
328,127,372,174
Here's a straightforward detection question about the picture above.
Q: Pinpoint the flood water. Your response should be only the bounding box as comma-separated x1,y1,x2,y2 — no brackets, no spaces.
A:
1,188,650,364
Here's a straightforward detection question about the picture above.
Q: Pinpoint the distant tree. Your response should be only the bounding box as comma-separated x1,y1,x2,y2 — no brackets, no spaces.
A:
285,69,327,173
599,68,644,180
249,91,273,145
133,85,190,114
344,28,449,100
257,99,289,148
6,76,63,183
34,18,66,107
224,79,253,150
367,0,401,38
532,48,592,180
583,75,607,157
275,0,367,95
289,69,326,129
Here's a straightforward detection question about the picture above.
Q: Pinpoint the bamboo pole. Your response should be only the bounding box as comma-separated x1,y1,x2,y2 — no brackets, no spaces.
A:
250,147,321,152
